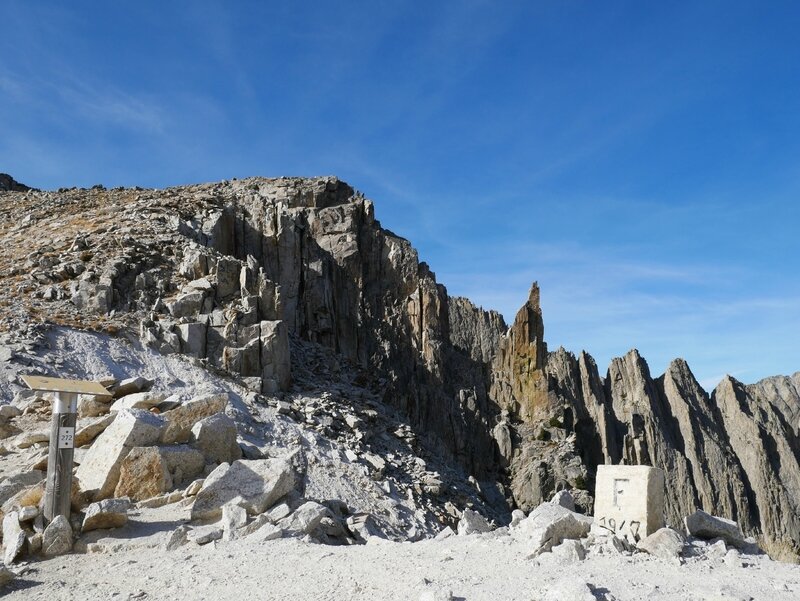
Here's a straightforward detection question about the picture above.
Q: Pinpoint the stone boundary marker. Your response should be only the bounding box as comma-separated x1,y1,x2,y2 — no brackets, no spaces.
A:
594,465,665,541
21,375,111,524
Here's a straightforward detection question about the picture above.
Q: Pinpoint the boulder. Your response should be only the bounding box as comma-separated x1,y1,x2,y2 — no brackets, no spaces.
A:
549,538,586,563
510,509,526,527
138,490,183,508
550,490,575,511
184,478,204,497
346,513,383,543
684,510,745,548
2,482,44,514
42,515,73,557
267,502,292,522
114,447,172,501
18,505,38,522
75,409,164,499
74,414,115,447
0,470,44,507
638,527,685,559
187,525,223,545
82,498,131,532
110,391,166,413
0,405,21,423
159,445,206,486
113,377,153,399
513,502,593,555
434,526,456,540
169,292,206,319
2,511,26,565
705,538,729,560
191,457,296,521
237,514,275,538
457,508,493,535
177,322,207,358
77,395,111,418
160,393,228,444
222,503,248,540
259,524,284,542
190,413,242,465
0,565,16,587
163,525,190,551
15,430,49,449
282,501,331,535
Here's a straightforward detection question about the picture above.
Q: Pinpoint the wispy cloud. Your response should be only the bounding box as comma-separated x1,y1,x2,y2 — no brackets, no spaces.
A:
1,70,164,133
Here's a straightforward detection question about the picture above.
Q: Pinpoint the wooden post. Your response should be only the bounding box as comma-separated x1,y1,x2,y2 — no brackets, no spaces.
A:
43,391,78,523
20,375,111,525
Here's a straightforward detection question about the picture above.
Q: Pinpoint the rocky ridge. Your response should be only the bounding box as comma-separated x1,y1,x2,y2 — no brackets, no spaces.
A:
0,175,798,564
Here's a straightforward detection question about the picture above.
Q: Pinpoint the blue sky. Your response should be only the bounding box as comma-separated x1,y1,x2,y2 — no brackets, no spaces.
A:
2,1,798,390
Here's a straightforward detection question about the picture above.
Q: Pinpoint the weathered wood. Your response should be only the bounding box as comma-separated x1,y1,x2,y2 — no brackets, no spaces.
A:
20,375,111,397
43,392,78,524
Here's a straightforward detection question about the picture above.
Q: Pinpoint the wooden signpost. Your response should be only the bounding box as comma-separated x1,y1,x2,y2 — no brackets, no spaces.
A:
21,375,111,524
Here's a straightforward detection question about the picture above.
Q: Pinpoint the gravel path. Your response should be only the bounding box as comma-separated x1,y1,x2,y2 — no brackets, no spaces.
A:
5,533,800,601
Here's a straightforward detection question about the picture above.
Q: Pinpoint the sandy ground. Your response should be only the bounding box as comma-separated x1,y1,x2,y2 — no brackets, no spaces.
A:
4,530,800,601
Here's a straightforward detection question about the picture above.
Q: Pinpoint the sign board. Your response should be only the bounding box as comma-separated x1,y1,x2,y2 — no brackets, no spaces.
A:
21,375,111,397
58,427,75,449
594,464,665,541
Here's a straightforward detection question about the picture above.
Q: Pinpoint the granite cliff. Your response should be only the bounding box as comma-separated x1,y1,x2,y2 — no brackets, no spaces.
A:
0,175,797,560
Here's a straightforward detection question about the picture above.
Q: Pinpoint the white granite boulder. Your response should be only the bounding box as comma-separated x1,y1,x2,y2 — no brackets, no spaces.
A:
457,508,493,535
160,393,228,444
550,490,575,511
190,412,242,465
42,515,73,557
75,409,164,500
82,498,131,532
2,511,26,565
549,538,586,563
222,503,248,540
637,527,685,558
110,391,166,413
113,377,152,399
190,457,296,520
513,502,593,555
684,510,745,548
281,501,331,535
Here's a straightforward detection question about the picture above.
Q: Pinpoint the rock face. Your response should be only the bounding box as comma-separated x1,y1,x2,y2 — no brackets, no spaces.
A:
710,376,800,558
2,175,799,558
0,174,30,192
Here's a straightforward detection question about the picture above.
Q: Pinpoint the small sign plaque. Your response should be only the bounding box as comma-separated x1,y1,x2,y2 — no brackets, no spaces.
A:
58,427,75,449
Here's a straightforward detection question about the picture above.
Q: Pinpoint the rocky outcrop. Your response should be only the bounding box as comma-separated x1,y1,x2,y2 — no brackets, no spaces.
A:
1,175,798,557
0,174,30,192
712,376,800,560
